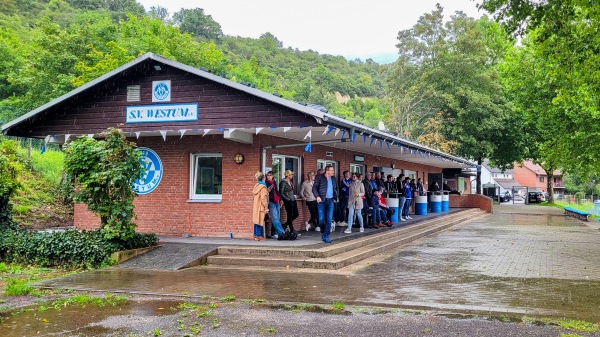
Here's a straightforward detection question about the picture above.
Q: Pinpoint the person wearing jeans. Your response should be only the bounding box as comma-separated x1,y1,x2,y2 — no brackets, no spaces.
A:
312,165,339,243
265,171,285,238
345,172,365,233
402,177,413,219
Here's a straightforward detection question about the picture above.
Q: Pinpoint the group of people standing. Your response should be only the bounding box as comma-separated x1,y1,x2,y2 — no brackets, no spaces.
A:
251,167,426,243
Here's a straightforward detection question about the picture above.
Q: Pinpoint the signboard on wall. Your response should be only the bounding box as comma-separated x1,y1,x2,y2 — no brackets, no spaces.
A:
126,104,198,123
133,147,163,195
152,80,171,102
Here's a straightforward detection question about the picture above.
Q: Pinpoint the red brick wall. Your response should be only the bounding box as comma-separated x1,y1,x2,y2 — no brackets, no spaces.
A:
74,134,450,238
449,194,493,213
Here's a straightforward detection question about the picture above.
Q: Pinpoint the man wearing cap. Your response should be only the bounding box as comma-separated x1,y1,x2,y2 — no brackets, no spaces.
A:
312,165,339,243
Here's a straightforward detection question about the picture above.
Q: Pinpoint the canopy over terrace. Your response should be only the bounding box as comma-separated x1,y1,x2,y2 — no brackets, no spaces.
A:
1,52,474,170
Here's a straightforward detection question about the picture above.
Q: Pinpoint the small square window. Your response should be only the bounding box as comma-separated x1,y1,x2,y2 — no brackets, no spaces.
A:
127,85,141,102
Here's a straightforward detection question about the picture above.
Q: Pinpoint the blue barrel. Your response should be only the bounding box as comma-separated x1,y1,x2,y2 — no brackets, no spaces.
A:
415,195,428,215
431,194,442,213
442,193,450,212
385,197,399,223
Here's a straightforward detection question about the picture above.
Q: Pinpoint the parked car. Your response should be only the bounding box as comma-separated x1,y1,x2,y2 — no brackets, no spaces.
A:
499,191,512,202
528,192,543,203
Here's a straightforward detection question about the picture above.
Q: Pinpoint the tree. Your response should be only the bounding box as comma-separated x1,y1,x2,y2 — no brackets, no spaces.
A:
388,6,525,193
172,8,223,41
148,5,169,24
64,128,143,241
481,0,600,178
0,137,22,227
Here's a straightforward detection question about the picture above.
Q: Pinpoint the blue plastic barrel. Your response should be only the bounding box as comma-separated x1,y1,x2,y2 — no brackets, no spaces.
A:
415,195,428,215
442,193,450,212
385,197,399,223
431,194,442,213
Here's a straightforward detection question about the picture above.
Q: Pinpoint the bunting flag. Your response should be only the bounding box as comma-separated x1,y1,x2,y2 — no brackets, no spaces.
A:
135,132,141,139
379,139,383,148
228,128,236,133
203,129,211,136
386,142,391,150
299,125,307,128
334,128,340,137
193,129,200,132
40,144,46,154
160,130,167,141
64,134,71,143
53,135,57,142
44,135,51,145
341,130,347,139
325,125,335,136
283,127,291,132
352,133,357,143
303,129,312,140
270,126,278,130
217,128,224,132
363,135,367,143
87,134,94,138
256,127,263,135
179,129,187,139
370,137,375,147
304,143,312,152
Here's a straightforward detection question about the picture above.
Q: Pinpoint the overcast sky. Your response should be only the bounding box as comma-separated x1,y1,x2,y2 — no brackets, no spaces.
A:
137,0,484,63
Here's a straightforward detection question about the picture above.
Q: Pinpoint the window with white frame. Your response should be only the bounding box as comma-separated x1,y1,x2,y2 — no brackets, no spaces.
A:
404,170,417,179
350,163,364,175
189,153,222,202
272,155,301,193
317,159,337,176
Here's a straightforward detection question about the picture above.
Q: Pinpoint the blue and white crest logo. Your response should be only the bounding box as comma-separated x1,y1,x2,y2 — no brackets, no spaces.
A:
133,147,163,195
152,80,171,102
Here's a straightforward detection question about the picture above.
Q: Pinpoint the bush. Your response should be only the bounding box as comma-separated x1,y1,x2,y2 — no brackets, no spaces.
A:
0,227,158,269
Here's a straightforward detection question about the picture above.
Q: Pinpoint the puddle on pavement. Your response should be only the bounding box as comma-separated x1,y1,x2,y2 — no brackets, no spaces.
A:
0,299,182,337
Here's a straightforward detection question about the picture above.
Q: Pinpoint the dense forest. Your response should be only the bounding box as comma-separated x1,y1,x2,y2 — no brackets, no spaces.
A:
2,0,600,197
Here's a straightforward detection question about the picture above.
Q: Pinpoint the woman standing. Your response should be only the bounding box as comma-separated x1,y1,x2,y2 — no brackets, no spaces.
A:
300,171,318,231
279,170,299,233
402,177,413,220
344,172,365,233
252,172,268,241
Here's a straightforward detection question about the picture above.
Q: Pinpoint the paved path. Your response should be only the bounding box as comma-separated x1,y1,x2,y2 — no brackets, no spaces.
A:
37,205,600,322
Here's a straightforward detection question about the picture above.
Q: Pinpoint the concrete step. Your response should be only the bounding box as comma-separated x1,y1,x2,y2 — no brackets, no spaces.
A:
207,209,486,270
215,208,483,259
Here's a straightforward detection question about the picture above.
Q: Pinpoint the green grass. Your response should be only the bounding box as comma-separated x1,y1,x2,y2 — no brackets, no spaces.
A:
17,147,65,185
3,278,34,296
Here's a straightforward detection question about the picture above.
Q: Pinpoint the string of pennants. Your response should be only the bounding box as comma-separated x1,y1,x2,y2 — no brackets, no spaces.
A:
39,125,455,162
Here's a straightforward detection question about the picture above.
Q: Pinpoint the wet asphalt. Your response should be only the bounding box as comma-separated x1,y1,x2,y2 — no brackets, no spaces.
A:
3,204,600,336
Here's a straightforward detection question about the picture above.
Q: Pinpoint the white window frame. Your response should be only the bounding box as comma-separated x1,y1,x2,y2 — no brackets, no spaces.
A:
272,154,302,194
189,153,222,202
350,163,364,175
317,159,337,176
404,170,417,180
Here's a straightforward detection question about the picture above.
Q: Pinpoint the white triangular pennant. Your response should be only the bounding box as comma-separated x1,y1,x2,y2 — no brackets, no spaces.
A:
304,129,312,140
64,134,71,143
322,127,329,135
160,130,167,141
334,128,340,137
255,127,263,135
228,128,236,134
44,135,51,145
203,129,211,136
87,134,94,138
135,132,141,139
283,127,291,132
179,129,187,139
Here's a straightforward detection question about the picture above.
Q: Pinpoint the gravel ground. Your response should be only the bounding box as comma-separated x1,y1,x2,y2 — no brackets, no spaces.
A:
2,294,599,337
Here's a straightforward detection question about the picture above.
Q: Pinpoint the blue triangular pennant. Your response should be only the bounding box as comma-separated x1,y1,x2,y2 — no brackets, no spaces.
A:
304,143,312,152
370,137,375,147
40,145,46,154
341,130,347,139
352,133,357,143
379,140,383,148
386,142,391,150
363,135,367,143
271,126,278,130
325,126,335,135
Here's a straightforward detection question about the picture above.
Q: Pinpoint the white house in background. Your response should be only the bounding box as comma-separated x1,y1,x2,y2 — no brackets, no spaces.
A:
472,160,523,198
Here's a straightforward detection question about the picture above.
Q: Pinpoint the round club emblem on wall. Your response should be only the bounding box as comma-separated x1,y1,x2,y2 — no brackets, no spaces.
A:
153,82,170,101
133,147,163,195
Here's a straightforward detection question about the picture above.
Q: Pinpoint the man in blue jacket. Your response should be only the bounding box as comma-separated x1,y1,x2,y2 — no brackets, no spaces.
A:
312,165,339,243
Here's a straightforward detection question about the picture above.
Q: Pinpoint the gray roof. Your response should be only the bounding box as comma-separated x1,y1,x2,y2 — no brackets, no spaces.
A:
1,53,475,167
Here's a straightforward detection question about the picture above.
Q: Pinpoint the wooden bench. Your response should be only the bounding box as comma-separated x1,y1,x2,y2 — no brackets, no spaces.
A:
564,207,590,221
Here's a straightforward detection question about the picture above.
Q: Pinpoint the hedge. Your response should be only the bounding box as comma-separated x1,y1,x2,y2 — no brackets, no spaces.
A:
0,226,158,269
